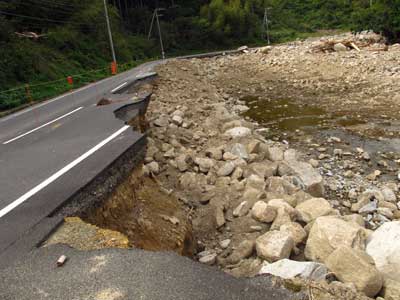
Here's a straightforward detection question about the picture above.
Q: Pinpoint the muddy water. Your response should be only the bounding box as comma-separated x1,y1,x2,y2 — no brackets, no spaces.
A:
242,96,365,134
243,96,400,181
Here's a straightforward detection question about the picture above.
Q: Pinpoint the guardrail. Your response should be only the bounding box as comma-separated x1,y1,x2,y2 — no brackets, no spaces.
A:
0,61,143,112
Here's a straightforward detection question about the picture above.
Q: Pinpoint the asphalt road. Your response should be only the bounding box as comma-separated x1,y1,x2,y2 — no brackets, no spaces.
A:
0,61,160,260
0,244,305,300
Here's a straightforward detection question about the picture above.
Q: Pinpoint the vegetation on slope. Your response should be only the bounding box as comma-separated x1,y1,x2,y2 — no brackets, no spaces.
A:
0,0,399,110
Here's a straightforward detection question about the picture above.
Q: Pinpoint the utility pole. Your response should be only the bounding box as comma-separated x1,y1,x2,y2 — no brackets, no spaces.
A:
262,7,271,45
103,0,117,63
148,8,166,59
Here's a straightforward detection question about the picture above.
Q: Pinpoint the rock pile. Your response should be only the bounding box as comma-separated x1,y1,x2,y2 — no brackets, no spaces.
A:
143,32,400,299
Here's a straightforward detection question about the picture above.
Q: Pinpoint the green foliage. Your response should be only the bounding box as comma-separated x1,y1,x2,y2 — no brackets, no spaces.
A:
1,0,400,111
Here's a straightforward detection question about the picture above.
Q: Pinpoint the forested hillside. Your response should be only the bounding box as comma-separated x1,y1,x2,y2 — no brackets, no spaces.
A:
0,0,399,92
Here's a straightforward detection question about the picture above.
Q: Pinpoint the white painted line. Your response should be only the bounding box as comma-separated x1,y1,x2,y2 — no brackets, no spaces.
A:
0,125,130,218
111,82,128,93
3,107,84,145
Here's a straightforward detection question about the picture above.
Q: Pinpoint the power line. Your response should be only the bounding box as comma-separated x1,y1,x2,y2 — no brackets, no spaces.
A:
0,10,101,25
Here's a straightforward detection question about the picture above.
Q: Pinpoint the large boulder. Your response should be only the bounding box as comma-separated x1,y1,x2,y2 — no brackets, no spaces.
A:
305,216,367,263
366,221,400,299
296,198,333,223
325,246,383,297
256,231,294,262
259,259,328,281
278,161,324,197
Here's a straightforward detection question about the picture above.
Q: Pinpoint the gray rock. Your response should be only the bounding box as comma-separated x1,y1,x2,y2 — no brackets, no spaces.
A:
219,239,231,249
230,143,249,160
278,161,324,197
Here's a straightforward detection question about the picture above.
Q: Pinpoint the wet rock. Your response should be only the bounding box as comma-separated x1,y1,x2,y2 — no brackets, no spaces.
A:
233,201,251,217
251,201,277,223
296,198,333,223
325,246,383,297
259,259,328,281
305,216,367,263
280,222,307,245
256,231,294,262
224,126,252,138
217,162,236,177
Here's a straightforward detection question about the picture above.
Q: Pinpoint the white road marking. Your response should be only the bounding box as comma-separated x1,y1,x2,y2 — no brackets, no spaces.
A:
2,107,83,145
0,125,130,218
111,82,128,93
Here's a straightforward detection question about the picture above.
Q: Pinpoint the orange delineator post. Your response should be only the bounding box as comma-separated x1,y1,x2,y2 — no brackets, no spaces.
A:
67,76,73,86
111,61,118,75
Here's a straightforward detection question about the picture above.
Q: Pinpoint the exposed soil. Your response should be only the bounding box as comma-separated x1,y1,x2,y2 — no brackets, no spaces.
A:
46,32,400,300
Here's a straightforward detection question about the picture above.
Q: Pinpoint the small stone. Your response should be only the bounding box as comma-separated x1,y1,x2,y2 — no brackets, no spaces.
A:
219,239,231,249
146,162,160,175
233,201,251,217
171,115,183,126
224,127,251,138
309,159,319,168
217,162,236,177
154,114,169,127
199,253,217,265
